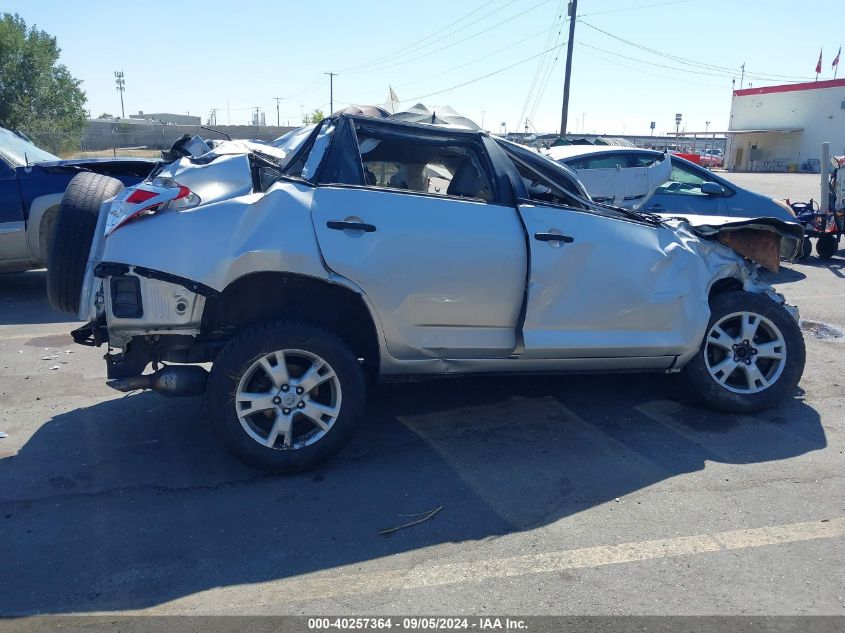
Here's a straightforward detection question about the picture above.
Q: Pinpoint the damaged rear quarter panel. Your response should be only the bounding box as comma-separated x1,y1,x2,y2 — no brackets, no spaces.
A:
100,180,328,293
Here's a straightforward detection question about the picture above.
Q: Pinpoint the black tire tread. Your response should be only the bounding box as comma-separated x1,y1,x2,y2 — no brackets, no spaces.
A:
46,172,124,315
207,320,366,473
681,291,805,413
815,234,838,259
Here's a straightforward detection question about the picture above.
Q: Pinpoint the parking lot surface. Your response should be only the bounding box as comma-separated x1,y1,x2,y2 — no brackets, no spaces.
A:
720,171,822,203
1,173,843,615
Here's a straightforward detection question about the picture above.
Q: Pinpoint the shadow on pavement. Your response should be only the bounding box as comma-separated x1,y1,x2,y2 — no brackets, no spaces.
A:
0,371,825,614
795,253,845,278
0,271,75,325
761,266,806,284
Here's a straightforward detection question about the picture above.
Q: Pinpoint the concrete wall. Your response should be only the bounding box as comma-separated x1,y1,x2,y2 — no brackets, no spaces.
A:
727,79,845,170
133,112,202,125
82,119,297,151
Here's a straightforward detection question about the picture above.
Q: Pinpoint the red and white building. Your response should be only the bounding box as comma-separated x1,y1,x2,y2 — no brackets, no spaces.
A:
726,78,845,171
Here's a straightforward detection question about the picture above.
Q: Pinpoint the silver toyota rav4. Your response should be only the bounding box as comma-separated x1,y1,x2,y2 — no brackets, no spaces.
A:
47,115,806,472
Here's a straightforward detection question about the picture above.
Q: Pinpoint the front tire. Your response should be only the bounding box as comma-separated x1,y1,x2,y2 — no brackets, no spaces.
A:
207,321,365,473
681,291,805,413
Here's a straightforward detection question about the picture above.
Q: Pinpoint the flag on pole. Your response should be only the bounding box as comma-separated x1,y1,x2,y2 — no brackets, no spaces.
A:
833,47,841,68
815,48,823,75
387,86,399,113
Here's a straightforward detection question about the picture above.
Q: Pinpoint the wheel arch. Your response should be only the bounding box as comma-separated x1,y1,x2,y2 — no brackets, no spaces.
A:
25,192,63,264
708,275,744,301
201,271,383,376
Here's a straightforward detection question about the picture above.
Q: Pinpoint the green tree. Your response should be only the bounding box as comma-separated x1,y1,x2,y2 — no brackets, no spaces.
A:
305,109,325,125
0,13,87,154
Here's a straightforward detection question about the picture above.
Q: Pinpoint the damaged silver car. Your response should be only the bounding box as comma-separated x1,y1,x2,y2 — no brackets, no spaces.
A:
47,116,807,472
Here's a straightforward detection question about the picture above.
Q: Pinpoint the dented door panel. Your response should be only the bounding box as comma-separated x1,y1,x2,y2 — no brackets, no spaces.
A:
517,203,711,360
311,186,527,360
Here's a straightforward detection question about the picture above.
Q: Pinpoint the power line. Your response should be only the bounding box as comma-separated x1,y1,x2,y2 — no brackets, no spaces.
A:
341,18,572,103
528,45,564,125
346,0,555,76
578,0,693,17
339,0,505,73
401,40,568,103
517,0,566,130
575,45,727,89
578,19,815,82
575,40,754,80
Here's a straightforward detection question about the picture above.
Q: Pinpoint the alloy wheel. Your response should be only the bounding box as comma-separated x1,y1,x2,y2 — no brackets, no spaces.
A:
704,311,787,394
234,349,342,449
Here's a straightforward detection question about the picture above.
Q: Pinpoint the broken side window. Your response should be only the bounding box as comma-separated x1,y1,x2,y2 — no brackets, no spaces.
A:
283,119,336,182
353,124,495,202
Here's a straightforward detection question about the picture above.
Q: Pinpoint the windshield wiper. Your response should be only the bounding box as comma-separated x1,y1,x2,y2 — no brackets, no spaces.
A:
596,202,664,226
200,125,232,141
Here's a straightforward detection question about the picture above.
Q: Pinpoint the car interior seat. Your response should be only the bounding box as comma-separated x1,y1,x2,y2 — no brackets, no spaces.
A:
447,159,485,199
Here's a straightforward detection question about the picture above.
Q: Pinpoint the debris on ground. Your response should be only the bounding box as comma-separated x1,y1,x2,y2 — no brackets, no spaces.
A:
378,506,443,535
800,319,845,341
0,432,8,439
49,365,60,370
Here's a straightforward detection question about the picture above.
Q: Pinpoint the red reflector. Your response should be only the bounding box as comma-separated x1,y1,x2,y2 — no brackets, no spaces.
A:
126,189,158,204
175,185,191,199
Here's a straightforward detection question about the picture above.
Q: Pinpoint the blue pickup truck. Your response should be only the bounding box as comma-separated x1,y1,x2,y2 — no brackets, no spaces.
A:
0,127,154,273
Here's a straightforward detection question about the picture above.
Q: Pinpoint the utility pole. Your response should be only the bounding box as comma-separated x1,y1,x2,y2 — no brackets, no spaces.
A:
324,72,338,114
114,71,126,118
740,62,745,89
273,97,282,127
559,0,578,137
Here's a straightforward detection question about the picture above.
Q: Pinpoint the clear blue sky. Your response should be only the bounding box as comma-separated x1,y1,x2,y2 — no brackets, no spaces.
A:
6,0,844,135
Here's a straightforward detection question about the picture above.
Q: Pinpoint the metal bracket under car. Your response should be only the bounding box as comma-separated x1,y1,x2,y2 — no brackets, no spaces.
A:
70,317,109,347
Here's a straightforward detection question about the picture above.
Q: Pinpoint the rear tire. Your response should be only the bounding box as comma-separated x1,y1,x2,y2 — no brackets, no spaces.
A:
816,234,838,259
46,172,124,315
681,291,805,413
207,321,366,473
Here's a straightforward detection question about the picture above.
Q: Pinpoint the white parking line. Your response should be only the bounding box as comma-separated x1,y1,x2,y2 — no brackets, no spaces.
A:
162,517,844,610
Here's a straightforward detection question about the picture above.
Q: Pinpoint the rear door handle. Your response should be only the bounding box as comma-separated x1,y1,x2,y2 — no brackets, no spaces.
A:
327,220,376,233
534,232,574,243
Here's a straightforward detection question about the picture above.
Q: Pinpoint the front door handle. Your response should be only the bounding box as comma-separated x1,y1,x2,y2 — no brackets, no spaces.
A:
327,220,376,233
534,232,574,243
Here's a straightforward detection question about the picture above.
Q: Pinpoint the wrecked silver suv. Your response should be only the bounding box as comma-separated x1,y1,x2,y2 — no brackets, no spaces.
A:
47,115,806,472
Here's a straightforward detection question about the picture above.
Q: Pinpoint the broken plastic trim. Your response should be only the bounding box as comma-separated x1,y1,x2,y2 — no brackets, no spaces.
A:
71,316,109,347
94,261,220,298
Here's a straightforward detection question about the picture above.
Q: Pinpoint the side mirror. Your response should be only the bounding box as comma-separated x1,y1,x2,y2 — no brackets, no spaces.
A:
701,181,724,196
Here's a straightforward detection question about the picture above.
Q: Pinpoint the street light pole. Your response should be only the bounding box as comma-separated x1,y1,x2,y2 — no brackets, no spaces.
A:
559,0,578,137
114,71,126,118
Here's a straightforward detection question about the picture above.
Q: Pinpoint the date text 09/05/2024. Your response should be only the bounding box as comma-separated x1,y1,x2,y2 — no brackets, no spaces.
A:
307,617,528,630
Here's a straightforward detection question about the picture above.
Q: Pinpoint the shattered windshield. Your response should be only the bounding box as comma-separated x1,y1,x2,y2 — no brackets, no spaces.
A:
0,127,59,166
272,125,315,154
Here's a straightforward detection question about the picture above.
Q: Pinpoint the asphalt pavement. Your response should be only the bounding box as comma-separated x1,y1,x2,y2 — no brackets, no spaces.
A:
0,174,843,616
